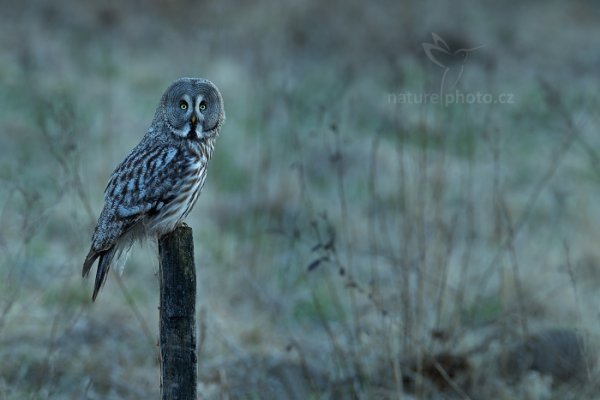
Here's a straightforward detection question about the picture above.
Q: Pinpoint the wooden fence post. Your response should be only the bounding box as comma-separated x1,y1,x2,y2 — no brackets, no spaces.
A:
158,225,197,400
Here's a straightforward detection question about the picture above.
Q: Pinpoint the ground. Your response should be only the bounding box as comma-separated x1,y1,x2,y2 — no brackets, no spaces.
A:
1,0,600,399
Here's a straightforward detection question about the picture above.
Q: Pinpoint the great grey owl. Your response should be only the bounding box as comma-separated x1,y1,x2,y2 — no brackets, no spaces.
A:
83,77,225,301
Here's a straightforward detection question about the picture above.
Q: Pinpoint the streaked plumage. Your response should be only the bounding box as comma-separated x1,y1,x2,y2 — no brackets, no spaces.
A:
83,78,224,301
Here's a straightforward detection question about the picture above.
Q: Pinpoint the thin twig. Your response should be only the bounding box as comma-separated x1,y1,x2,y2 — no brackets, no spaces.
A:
114,273,158,358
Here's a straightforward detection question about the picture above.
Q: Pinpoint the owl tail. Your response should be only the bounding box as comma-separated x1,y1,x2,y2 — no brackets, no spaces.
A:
82,246,117,301
82,237,134,301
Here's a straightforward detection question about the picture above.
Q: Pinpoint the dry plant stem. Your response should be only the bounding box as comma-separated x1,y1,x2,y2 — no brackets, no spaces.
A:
563,242,593,382
396,127,412,355
433,214,457,330
36,95,95,220
33,85,157,349
319,273,363,396
367,135,381,311
432,360,472,400
114,273,157,355
476,106,582,297
158,225,197,400
0,298,15,335
413,127,430,399
499,196,529,336
331,125,360,346
454,158,474,326
430,121,451,331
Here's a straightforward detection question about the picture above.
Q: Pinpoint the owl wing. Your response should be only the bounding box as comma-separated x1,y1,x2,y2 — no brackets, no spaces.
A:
105,145,183,222
82,144,185,299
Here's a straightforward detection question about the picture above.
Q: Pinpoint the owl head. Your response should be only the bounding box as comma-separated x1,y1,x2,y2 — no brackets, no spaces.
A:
157,77,224,140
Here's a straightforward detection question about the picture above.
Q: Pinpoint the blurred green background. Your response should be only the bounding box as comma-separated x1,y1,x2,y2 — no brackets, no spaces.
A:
1,0,600,398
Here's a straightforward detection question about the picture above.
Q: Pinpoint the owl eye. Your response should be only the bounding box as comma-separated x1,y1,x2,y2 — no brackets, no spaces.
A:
179,101,188,111
199,101,207,111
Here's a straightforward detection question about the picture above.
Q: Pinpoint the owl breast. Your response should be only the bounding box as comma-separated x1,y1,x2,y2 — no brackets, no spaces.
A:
146,140,213,235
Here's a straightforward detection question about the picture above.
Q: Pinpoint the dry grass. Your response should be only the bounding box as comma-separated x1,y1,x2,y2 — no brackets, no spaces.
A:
1,0,600,398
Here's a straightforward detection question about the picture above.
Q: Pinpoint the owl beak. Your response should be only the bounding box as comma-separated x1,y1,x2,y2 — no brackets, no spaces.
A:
191,114,197,124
